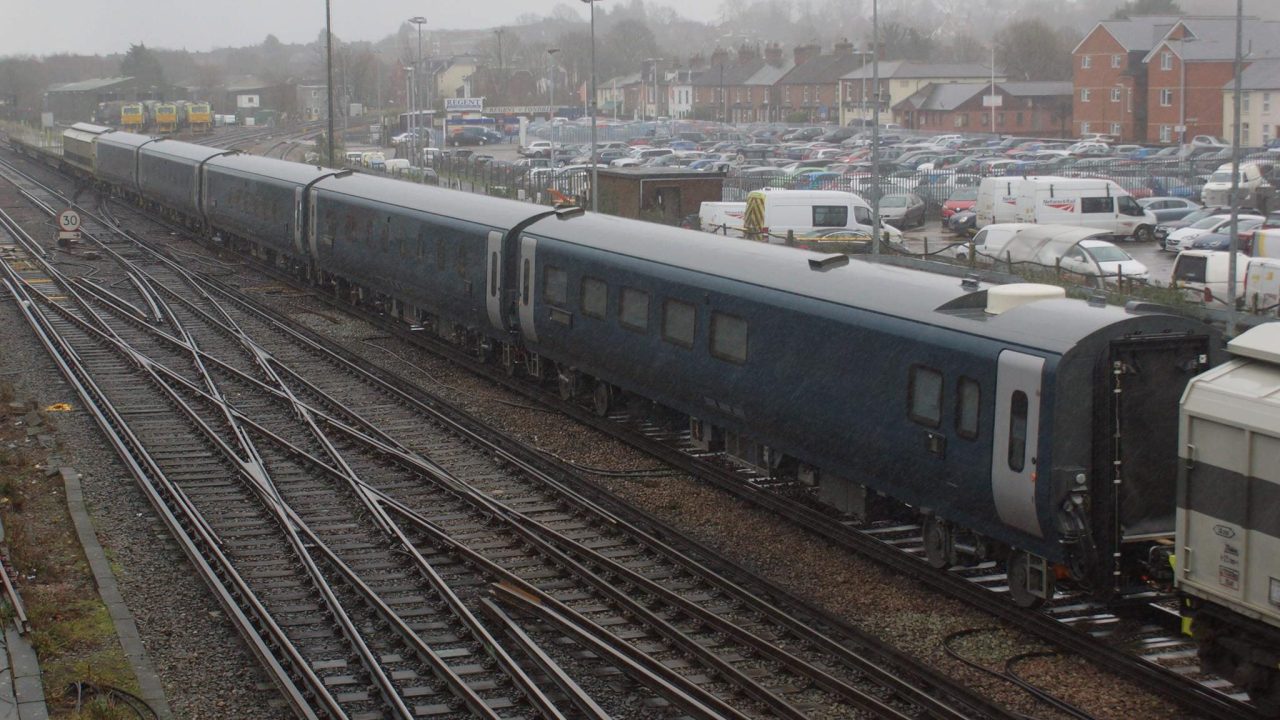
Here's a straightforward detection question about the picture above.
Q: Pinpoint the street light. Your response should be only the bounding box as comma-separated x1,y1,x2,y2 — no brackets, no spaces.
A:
409,16,427,164
1177,34,1198,146
871,0,882,255
548,48,560,153
645,57,664,121
581,0,600,212
325,0,335,166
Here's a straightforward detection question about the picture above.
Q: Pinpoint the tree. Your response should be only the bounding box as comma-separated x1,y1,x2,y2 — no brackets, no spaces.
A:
1112,0,1183,19
875,22,933,62
600,18,660,81
120,43,163,85
995,19,1071,81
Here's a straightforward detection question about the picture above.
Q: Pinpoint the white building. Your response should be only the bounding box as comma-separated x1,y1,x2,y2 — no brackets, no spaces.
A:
1222,57,1280,146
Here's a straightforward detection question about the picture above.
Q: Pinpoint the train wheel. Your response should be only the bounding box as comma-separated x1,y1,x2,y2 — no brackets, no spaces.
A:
1007,550,1053,609
922,516,951,569
592,381,614,417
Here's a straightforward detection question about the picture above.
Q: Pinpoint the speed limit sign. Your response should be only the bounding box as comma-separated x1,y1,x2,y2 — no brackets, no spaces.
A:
57,209,81,232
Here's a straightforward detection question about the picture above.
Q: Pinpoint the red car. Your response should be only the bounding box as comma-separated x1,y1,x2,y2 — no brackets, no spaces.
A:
941,187,978,220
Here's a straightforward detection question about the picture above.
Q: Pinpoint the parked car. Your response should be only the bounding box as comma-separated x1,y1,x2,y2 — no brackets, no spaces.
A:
1164,213,1265,253
941,187,978,220
519,140,553,157
1062,238,1149,282
877,192,926,229
1137,196,1202,223
449,127,503,146
1187,218,1266,253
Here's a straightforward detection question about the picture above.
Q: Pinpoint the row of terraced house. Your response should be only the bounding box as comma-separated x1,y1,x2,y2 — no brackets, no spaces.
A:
598,42,1076,138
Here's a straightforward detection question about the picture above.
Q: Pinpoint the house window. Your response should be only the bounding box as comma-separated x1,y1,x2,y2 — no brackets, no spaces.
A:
1112,54,1123,68
1265,92,1272,113
1161,51,1173,71
1243,122,1251,144
710,312,748,364
980,113,989,126
998,112,1005,126
1081,55,1092,69
1111,122,1122,136
1160,124,1172,142
1080,88,1090,102
1111,88,1122,102
908,366,944,428
803,86,810,103
1016,111,1024,125
1160,88,1173,106
784,86,791,102
661,299,696,349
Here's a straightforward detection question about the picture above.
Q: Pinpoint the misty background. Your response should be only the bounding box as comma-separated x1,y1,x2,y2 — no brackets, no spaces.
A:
2,0,1273,118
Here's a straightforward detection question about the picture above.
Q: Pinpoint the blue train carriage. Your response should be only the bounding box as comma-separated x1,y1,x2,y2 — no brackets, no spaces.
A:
60,122,113,178
93,131,158,200
306,173,565,358
516,213,1219,606
1176,322,1280,715
202,154,336,269
136,139,236,229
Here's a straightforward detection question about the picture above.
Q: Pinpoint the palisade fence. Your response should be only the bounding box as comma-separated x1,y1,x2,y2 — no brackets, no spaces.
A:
362,151,1278,226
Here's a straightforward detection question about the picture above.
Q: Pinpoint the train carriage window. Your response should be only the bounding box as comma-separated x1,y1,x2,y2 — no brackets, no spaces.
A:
710,312,748,364
813,205,849,227
956,377,980,440
489,252,498,296
907,365,944,428
1008,391,1029,471
581,277,607,319
619,287,650,332
522,260,531,305
661,299,696,349
543,266,568,305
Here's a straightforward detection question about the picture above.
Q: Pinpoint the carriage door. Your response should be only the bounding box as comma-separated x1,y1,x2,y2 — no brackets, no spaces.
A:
992,351,1045,537
517,234,538,343
486,231,504,331
293,187,306,257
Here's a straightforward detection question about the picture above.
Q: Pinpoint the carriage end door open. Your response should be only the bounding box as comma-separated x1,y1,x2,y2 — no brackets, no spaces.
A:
992,351,1045,538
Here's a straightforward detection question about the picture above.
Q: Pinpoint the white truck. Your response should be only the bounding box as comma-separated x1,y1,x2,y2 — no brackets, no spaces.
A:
977,176,1157,241
1200,161,1274,207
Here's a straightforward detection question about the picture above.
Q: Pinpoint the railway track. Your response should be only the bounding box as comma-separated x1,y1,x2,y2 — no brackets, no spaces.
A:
4,142,1256,719
0,156,1022,719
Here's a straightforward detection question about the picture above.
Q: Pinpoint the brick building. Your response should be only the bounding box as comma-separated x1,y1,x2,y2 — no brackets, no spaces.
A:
774,40,867,123
839,62,997,126
1143,17,1280,144
894,81,1073,137
1070,15,1178,142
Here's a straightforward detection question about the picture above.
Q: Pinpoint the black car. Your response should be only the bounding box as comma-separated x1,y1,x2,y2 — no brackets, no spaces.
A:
448,127,503,146
948,210,977,236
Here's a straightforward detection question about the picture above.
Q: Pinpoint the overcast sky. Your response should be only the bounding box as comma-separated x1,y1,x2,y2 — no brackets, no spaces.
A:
6,0,721,57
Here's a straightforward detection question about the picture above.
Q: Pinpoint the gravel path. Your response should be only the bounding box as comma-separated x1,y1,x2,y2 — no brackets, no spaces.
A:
0,285,290,720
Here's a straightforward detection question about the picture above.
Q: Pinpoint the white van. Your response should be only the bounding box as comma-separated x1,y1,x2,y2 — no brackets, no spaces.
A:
1244,256,1280,314
1014,177,1155,240
699,189,902,243
1200,162,1273,207
1171,250,1249,303
976,176,1036,228
384,158,411,175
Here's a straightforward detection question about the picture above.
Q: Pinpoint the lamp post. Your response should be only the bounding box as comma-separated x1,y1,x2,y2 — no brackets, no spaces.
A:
581,0,600,212
325,0,335,166
645,58,664,121
548,48,560,153
410,16,427,164
871,0,882,255
1177,34,1198,145
404,66,414,163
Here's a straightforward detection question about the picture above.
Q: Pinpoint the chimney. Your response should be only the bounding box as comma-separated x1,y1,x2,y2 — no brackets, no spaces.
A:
737,43,760,63
793,44,819,65
710,47,730,68
834,38,855,57
764,42,783,67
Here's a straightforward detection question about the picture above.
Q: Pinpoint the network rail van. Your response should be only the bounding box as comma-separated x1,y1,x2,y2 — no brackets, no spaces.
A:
697,189,901,244
978,176,1156,241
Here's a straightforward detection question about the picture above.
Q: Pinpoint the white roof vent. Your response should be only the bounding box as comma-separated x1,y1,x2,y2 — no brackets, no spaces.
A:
986,284,1067,315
